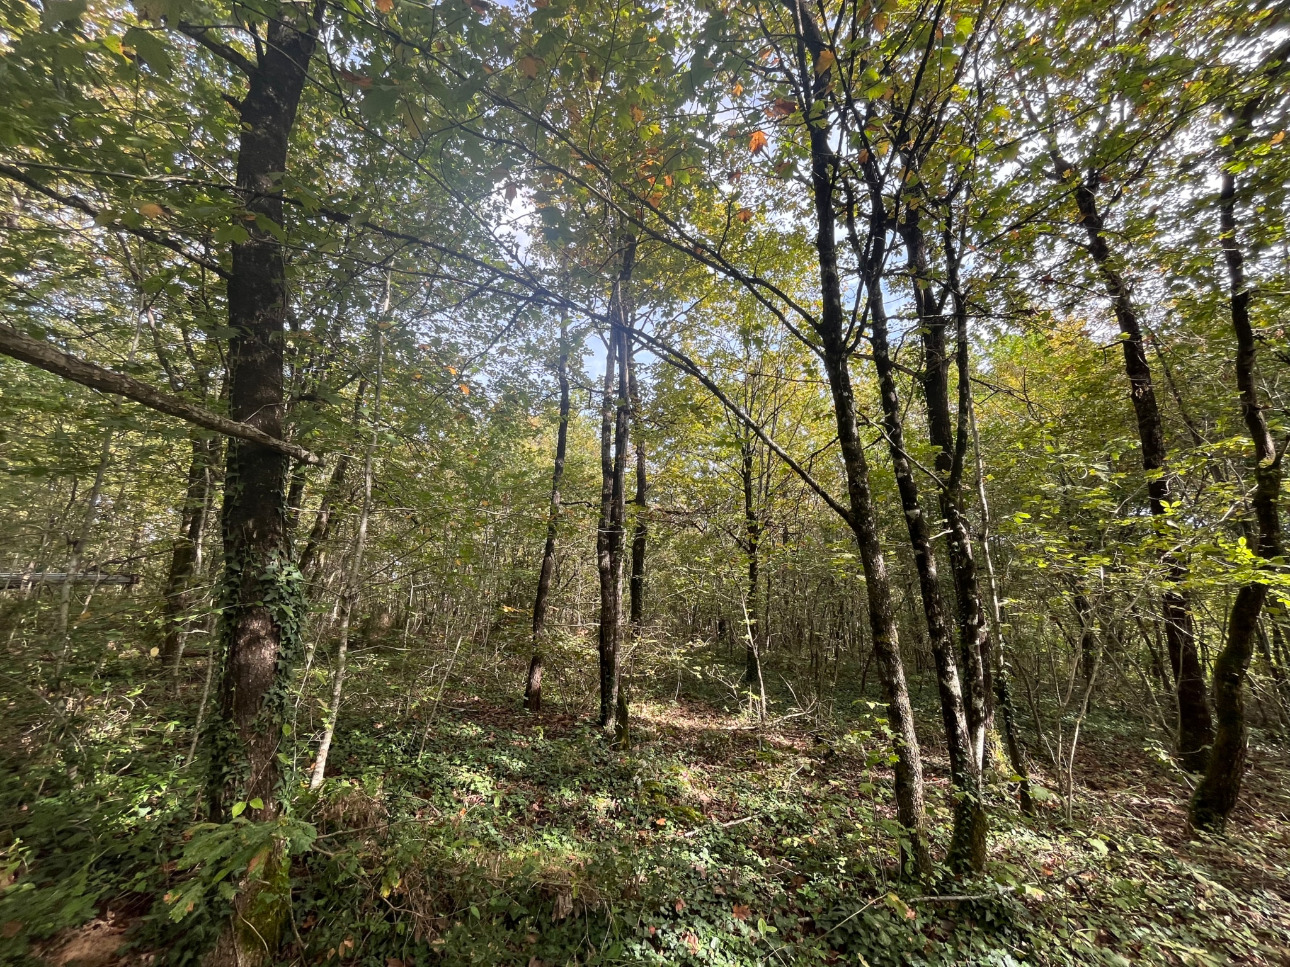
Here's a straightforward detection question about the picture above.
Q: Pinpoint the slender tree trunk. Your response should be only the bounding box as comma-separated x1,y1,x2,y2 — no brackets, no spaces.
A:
597,240,635,728
783,3,928,872
868,245,985,874
1055,149,1214,772
741,436,763,686
1190,128,1285,830
298,380,367,590
968,392,1035,814
526,319,570,712
310,323,381,790
628,344,648,632
161,432,216,676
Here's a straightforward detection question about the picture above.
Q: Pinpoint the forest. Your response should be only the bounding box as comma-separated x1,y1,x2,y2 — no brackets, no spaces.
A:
1,0,1288,963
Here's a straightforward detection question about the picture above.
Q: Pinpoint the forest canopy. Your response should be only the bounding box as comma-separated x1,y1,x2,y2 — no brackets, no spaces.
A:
1,0,1289,963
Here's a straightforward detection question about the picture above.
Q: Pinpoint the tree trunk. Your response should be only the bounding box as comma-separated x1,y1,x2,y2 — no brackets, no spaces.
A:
597,239,636,728
1190,115,1285,828
298,380,367,590
1056,149,1214,771
867,241,985,874
310,323,381,789
526,319,570,713
628,343,648,632
161,432,217,676
787,3,929,873
968,391,1035,813
741,436,763,686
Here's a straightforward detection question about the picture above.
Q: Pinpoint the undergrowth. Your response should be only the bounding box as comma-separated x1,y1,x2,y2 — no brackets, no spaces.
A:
2,645,1288,966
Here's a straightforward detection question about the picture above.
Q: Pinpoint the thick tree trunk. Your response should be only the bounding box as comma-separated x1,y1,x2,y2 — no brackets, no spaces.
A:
1057,151,1213,771
526,320,570,712
1190,142,1284,830
201,8,322,965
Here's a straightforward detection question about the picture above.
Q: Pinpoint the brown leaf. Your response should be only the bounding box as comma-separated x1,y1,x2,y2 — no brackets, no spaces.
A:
630,104,644,124
520,55,540,79
736,207,752,224
814,49,835,75
748,130,768,154
375,0,393,12
2,921,21,939
675,898,686,913
682,931,700,955
768,97,796,118
732,904,751,921
386,959,405,967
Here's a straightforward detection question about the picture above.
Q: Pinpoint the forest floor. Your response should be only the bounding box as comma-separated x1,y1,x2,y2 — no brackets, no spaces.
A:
3,654,1290,967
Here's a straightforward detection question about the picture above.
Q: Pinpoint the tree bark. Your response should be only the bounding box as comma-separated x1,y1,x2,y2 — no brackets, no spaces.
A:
161,432,217,676
741,436,763,686
526,319,570,713
1190,104,1285,828
597,239,636,729
628,344,648,632
867,230,985,874
787,0,930,875
1054,149,1213,772
0,323,319,465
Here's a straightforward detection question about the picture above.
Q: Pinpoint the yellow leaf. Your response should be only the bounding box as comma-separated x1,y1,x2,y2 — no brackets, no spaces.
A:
732,81,743,96
814,49,835,75
139,202,166,219
459,384,470,395
1272,130,1286,146
748,130,768,154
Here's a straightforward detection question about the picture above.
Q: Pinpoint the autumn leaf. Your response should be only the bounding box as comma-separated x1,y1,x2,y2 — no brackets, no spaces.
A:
748,130,768,154
138,202,167,219
732,903,751,921
768,97,796,118
520,55,540,79
459,384,470,395
732,81,743,96
337,69,372,89
375,0,393,13
814,49,835,75
682,931,700,954
736,207,752,224
1272,130,1286,146
630,104,644,124
675,898,686,912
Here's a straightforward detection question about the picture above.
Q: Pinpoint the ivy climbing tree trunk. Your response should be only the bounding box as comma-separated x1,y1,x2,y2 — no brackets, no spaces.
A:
196,5,323,964
526,318,570,713
741,434,763,687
